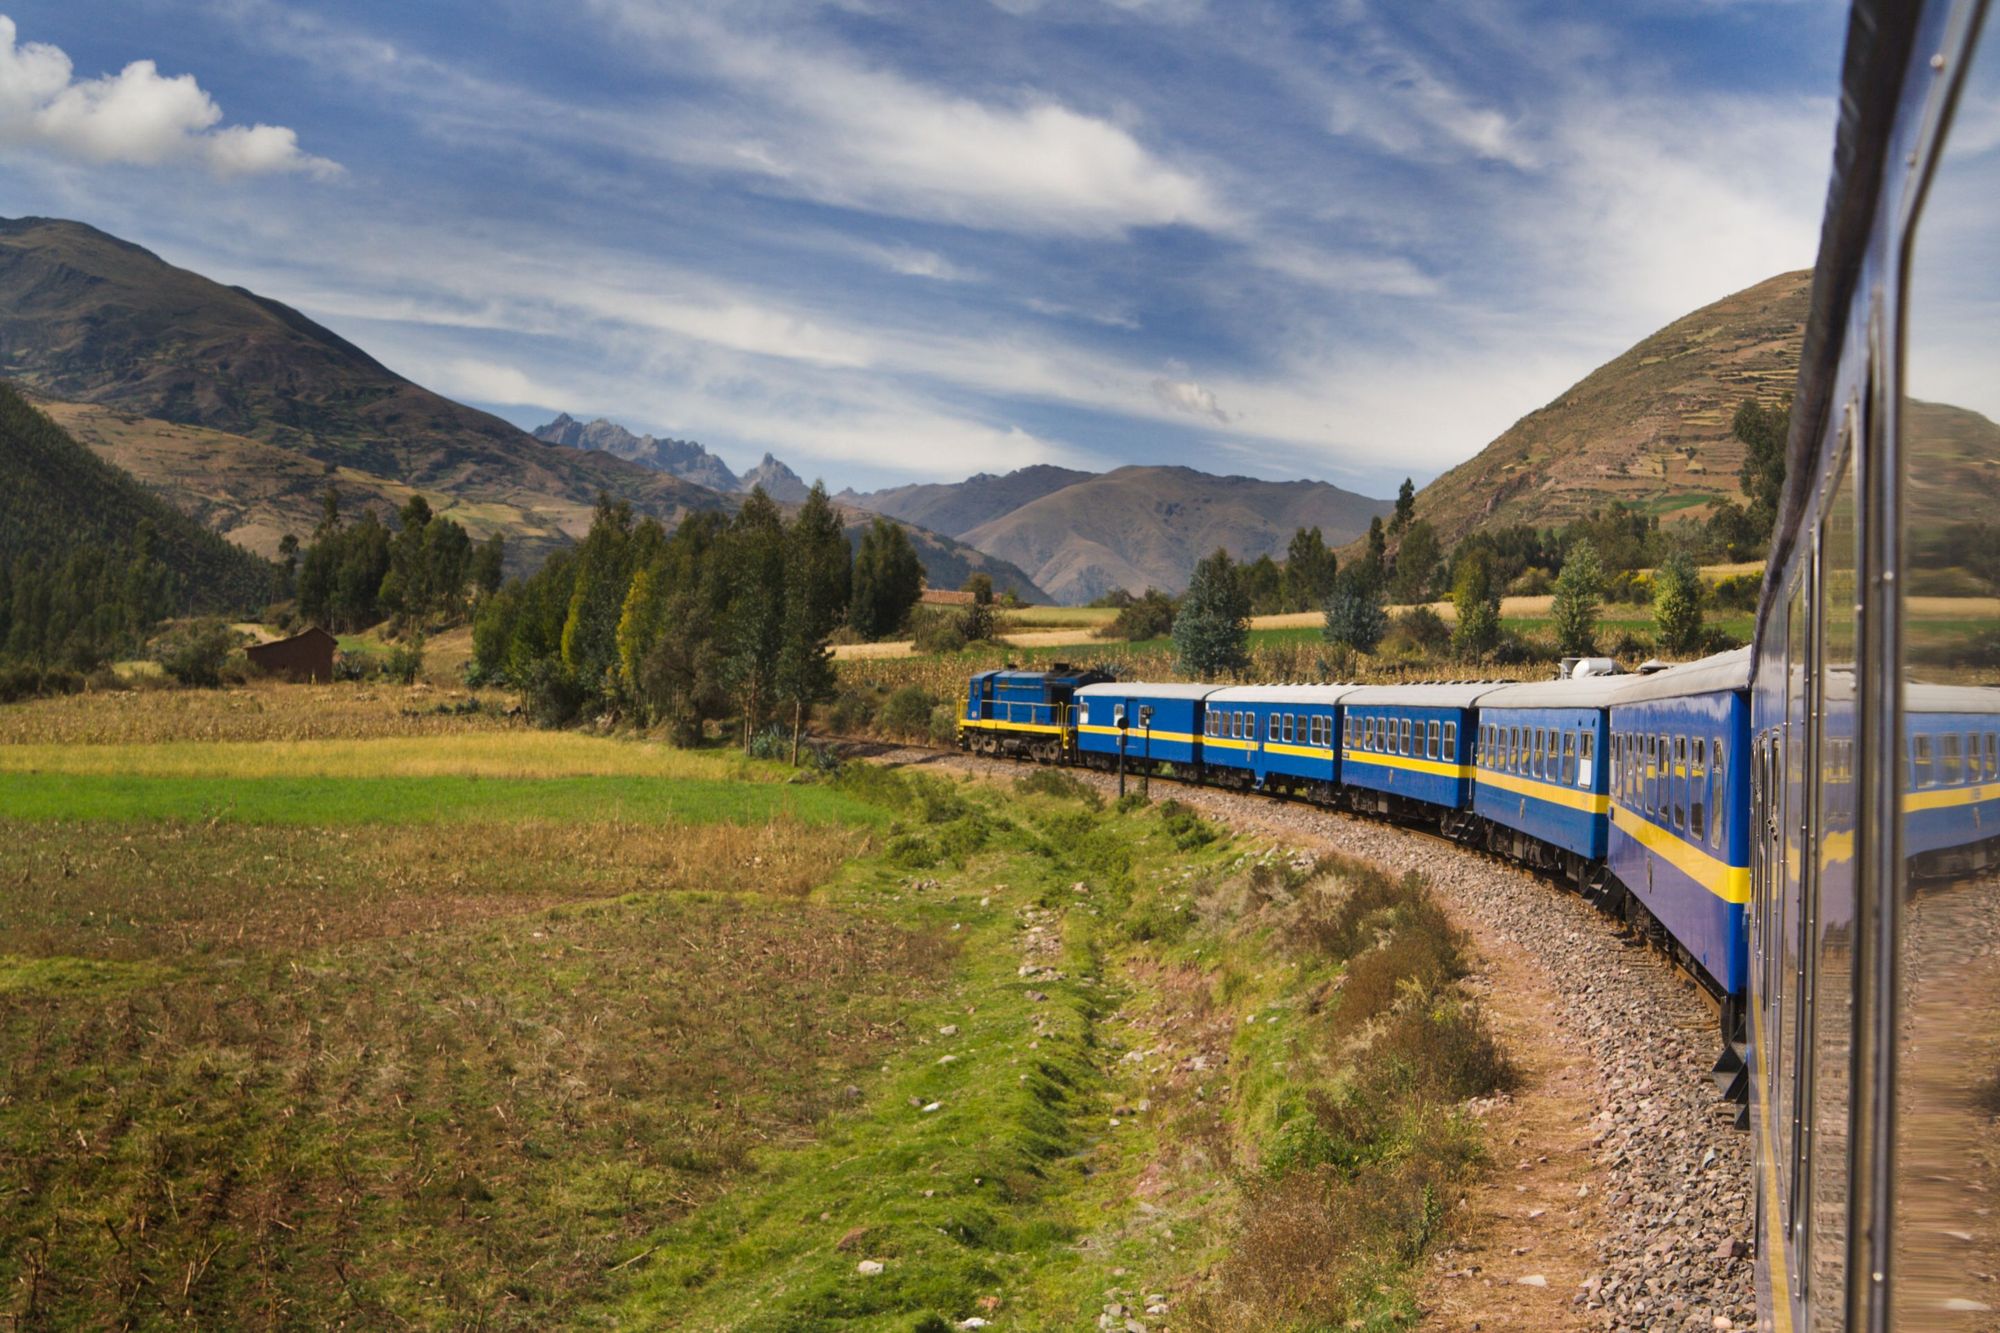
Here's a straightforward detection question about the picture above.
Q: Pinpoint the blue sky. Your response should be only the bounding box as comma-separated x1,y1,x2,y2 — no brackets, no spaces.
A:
0,1,1844,496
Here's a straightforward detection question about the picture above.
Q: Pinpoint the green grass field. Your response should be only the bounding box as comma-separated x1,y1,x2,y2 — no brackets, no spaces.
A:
1,700,1509,1329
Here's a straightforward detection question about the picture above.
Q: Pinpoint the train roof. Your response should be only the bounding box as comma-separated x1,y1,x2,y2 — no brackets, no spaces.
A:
1204,684,1367,705
1476,674,1637,710
1074,681,1222,701
1609,647,1752,705
1907,681,2000,716
1340,682,1510,709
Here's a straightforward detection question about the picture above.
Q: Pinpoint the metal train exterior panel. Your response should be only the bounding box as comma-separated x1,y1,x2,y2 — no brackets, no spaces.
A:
1072,682,1214,769
1473,677,1625,865
961,666,1107,760
1337,684,1484,814
1201,685,1361,794
1608,651,1754,997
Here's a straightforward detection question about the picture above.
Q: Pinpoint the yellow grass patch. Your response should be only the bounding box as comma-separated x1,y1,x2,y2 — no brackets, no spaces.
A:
0,731,759,781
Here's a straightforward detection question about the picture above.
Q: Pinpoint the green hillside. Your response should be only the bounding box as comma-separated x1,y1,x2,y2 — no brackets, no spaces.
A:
0,382,275,611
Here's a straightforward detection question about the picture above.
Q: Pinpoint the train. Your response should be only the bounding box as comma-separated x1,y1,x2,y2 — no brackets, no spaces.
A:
962,1,2000,1324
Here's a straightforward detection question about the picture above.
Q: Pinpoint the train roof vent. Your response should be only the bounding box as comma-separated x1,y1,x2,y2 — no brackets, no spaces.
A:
1635,658,1671,675
1563,656,1625,679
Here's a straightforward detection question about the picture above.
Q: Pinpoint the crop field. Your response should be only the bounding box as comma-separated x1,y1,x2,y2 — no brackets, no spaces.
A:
1,686,1510,1330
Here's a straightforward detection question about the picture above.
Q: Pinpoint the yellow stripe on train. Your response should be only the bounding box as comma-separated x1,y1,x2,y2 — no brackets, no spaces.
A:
1476,769,1612,815
1340,750,1473,780
1610,805,1750,905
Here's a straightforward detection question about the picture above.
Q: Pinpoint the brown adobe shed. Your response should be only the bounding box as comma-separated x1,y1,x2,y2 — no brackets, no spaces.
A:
245,626,338,683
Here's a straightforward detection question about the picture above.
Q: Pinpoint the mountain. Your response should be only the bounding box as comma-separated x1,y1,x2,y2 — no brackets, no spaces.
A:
960,465,1391,604
836,511,1050,603
0,383,274,611
841,464,1096,537
531,413,740,492
1385,270,1812,548
737,453,811,503
0,216,727,565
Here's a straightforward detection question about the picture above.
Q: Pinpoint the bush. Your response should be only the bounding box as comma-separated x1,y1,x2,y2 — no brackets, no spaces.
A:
1156,798,1218,850
155,619,241,687
824,685,882,735
0,661,84,703
334,649,376,682
1098,589,1177,641
1378,605,1450,662
384,637,425,685
516,657,588,728
880,685,939,739
1015,768,1104,808
1710,572,1762,611
910,609,968,655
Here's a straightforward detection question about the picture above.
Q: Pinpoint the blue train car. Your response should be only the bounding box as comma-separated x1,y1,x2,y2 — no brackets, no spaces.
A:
1607,648,1751,996
1200,685,1362,796
1472,674,1626,884
960,664,1106,761
1073,682,1217,772
1903,683,2000,877
1338,683,1487,825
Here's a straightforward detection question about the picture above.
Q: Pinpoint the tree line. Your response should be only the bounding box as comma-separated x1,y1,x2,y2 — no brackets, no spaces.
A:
471,485,927,750
294,489,503,633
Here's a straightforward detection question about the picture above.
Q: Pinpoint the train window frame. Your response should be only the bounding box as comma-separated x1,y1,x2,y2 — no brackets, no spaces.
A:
1943,732,1962,785
1397,718,1408,755
1691,738,1708,843
1427,720,1440,761
1581,731,1595,787
1562,732,1577,785
1914,733,1933,787
1712,738,1726,850
1987,732,1997,781
1444,721,1457,763
1674,735,1688,831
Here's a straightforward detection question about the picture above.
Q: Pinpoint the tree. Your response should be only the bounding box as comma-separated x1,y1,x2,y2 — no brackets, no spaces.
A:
1653,550,1707,655
1239,553,1283,615
1322,565,1387,654
850,518,924,639
1282,526,1336,613
1387,519,1441,605
1550,539,1604,656
1450,549,1501,662
471,533,505,598
1101,588,1177,641
559,495,641,694
1735,397,1790,547
775,483,852,761
277,534,300,597
720,488,788,747
1366,516,1387,572
1390,477,1416,534
1172,548,1251,678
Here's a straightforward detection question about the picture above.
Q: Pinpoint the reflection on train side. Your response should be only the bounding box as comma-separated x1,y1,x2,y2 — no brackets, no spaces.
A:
1895,16,2000,1321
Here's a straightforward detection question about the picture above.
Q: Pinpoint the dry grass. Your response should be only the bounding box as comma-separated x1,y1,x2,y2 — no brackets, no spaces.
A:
0,681,523,746
0,732,767,781
0,817,859,961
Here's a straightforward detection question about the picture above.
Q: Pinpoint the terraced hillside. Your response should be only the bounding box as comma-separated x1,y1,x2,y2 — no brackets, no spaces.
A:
1386,270,1812,547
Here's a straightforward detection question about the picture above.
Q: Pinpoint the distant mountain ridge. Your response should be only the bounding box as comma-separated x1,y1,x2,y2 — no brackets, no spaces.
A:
0,216,725,566
532,413,739,492
841,464,1097,537
737,453,811,504
952,465,1391,604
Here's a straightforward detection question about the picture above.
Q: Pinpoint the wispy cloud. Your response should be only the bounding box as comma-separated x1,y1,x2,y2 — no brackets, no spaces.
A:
0,14,337,176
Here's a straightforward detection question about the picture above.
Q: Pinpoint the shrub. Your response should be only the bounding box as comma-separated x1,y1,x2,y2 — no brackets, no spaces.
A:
910,608,968,655
384,637,425,685
1098,589,1177,641
0,662,84,703
880,685,938,739
1014,767,1103,808
1156,798,1218,850
824,685,882,735
155,619,241,687
516,657,588,728
1711,572,1763,611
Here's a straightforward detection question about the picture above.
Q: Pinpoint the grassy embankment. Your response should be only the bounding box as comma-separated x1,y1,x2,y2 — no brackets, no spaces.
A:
0,684,1510,1329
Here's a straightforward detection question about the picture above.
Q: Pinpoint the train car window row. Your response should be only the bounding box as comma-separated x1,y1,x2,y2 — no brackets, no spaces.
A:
1905,727,2000,788
1609,728,1728,845
1476,720,1592,786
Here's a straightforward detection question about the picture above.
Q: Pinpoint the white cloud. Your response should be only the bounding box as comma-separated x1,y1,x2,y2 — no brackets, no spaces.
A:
1153,376,1228,421
0,16,337,177
593,5,1231,236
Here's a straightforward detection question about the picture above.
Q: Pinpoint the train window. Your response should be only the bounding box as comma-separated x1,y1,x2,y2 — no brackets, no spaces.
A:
1579,731,1594,787
1531,729,1543,777
1644,735,1657,814
1711,739,1725,850
1562,732,1576,784
1988,733,1997,781
1943,732,1963,784
1444,721,1457,763
1690,739,1707,843
1673,736,1687,830
1914,733,1933,787
1393,718,1404,754
1510,726,1520,770
1427,721,1440,760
